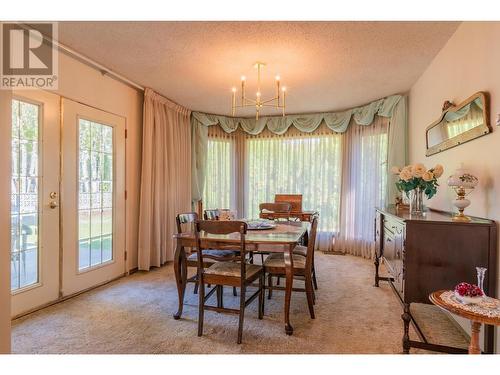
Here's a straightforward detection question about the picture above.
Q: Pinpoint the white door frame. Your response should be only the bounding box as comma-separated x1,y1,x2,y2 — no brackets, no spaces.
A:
60,98,126,296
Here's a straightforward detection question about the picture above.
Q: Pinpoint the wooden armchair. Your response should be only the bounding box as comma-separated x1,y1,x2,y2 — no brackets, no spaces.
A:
195,220,264,344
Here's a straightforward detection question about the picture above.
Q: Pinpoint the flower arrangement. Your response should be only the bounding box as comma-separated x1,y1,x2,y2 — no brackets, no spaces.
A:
454,282,484,304
391,163,444,199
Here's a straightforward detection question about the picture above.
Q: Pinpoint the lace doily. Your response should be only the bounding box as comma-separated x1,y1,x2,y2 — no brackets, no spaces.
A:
441,290,500,318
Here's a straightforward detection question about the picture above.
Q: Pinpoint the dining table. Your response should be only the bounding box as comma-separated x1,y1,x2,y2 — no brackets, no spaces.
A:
172,220,310,335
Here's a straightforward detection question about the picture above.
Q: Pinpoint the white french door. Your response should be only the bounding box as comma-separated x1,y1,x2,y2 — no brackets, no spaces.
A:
10,91,126,316
10,90,60,317
60,99,126,296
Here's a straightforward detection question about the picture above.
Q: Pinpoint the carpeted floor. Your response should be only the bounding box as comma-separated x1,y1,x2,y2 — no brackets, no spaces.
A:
11,253,468,354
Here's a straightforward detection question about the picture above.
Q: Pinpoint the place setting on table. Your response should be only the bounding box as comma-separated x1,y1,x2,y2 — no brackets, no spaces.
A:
172,200,318,342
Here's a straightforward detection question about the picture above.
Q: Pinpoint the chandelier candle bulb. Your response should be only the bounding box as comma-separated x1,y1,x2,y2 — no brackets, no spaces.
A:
283,87,286,115
276,75,280,100
231,88,236,116
241,76,245,101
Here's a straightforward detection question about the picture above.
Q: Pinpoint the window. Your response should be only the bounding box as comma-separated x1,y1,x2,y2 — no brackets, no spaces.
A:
78,119,113,270
11,99,40,291
201,121,388,253
202,137,234,211
245,133,342,233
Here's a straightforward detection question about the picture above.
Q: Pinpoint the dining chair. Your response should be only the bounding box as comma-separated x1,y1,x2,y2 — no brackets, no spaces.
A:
195,220,265,344
203,208,255,265
176,212,237,295
293,214,319,290
263,216,318,319
203,209,219,220
259,202,292,221
255,202,293,265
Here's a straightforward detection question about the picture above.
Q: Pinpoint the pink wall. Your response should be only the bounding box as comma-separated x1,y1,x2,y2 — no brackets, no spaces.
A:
409,21,500,351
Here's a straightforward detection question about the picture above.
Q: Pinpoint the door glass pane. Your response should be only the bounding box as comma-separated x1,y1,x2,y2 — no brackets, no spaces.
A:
78,119,113,271
11,99,40,291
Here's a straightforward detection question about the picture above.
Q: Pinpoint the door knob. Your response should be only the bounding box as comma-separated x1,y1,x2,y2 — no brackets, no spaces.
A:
49,201,58,209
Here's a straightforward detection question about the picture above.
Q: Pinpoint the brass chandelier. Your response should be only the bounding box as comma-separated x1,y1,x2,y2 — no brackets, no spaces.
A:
231,62,286,120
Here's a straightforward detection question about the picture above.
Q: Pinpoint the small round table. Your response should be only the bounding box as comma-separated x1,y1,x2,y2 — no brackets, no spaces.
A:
429,290,500,354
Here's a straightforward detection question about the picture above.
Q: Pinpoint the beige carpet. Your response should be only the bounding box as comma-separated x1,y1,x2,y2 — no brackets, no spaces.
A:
11,253,468,354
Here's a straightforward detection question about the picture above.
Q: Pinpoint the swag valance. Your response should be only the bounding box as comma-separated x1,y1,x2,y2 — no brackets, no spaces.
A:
191,94,407,205
192,94,403,135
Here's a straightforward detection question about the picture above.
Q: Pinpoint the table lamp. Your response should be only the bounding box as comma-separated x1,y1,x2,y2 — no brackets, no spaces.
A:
447,168,478,222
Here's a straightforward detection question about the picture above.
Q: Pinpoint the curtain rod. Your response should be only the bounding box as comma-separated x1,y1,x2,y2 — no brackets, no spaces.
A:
19,23,145,92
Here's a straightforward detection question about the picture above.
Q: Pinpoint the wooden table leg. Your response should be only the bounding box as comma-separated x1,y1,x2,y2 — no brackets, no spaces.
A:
284,243,295,335
173,243,187,320
469,321,481,354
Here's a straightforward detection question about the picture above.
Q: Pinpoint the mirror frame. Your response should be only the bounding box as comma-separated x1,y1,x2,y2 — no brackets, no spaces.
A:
425,91,491,156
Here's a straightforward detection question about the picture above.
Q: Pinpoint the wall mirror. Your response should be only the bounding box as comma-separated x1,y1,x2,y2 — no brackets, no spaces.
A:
426,91,491,156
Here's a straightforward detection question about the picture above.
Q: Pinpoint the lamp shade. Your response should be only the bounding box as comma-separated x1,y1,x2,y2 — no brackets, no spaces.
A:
447,168,478,189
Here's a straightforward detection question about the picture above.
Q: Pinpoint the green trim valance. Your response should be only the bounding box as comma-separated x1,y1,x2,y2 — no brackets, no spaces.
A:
191,94,407,205
192,94,403,135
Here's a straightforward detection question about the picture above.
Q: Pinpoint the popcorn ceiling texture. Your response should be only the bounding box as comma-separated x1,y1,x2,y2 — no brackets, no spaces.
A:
12,253,468,354
55,21,459,117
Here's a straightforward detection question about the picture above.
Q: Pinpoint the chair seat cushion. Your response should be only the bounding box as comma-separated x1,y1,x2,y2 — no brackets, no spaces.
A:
205,262,262,279
292,245,307,257
187,249,236,262
264,253,306,269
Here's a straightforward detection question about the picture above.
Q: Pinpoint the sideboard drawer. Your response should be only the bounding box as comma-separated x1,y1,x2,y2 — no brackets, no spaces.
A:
384,217,405,237
381,217,405,297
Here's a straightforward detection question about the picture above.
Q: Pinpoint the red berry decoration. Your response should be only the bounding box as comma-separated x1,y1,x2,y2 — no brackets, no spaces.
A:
454,282,483,297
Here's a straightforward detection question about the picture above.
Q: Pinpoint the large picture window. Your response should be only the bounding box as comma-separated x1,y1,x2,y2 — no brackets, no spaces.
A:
245,133,342,234
201,119,388,253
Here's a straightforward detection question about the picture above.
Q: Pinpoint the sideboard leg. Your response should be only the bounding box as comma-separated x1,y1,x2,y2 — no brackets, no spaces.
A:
402,303,411,354
374,256,380,287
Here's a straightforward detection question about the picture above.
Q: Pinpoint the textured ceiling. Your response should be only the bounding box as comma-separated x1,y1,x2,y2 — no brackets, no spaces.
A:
56,21,460,116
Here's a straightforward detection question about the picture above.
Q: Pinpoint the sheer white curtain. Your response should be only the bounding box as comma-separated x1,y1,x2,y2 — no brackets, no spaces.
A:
202,126,239,213
245,126,342,250
334,116,388,258
202,138,235,211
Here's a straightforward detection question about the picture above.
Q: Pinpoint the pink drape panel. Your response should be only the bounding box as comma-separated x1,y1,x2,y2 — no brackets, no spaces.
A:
138,89,191,270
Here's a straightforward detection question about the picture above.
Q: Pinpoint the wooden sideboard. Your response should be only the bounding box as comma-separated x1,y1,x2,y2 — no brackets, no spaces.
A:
374,206,497,354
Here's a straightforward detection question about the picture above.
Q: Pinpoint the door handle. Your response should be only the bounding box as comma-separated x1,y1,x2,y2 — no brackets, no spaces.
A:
49,201,58,209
